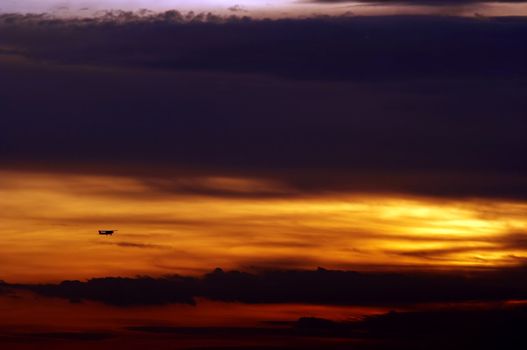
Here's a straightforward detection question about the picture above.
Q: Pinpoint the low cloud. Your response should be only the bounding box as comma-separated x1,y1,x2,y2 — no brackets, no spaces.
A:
15,276,197,306
7,267,527,306
0,281,10,294
8,332,113,341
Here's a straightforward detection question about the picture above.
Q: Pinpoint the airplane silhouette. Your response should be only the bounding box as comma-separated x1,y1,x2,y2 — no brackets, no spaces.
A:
98,230,117,235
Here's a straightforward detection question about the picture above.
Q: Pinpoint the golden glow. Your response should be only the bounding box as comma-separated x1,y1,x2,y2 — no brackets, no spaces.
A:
1,170,526,283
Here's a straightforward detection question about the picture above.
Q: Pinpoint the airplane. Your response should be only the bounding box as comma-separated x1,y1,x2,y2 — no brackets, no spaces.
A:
98,230,117,235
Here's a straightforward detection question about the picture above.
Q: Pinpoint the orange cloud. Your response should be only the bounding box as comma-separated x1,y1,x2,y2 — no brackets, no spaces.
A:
1,170,526,283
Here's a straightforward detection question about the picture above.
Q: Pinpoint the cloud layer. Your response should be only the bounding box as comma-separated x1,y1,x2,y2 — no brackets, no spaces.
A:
1,14,527,81
6,267,527,306
1,15,526,200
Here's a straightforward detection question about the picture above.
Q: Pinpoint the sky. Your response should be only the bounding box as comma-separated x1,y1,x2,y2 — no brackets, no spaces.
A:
3,0,527,17
1,1,527,349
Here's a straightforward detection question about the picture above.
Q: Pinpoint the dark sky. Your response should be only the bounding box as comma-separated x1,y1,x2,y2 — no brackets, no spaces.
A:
1,14,526,200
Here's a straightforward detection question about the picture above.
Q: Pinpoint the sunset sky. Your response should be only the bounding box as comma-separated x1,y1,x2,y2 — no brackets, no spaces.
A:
1,1,527,349
3,0,527,17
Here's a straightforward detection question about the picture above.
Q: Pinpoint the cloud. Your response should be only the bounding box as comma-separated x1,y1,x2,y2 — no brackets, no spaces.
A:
98,241,171,249
126,325,294,337
1,14,526,81
7,267,527,306
0,281,10,294
228,5,249,13
105,306,527,350
15,276,197,306
392,233,527,261
0,331,115,346
3,308,527,349
121,307,527,349
1,15,526,200
8,332,114,341
358,306,527,349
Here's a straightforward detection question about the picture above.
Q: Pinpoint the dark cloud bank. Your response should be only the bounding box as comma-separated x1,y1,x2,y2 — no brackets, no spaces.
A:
125,308,527,350
2,311,527,349
4,268,527,348
4,267,527,306
1,14,526,200
2,14,526,81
